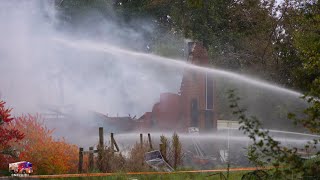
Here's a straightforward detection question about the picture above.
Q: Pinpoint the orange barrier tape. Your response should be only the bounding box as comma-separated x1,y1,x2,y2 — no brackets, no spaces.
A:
0,166,272,179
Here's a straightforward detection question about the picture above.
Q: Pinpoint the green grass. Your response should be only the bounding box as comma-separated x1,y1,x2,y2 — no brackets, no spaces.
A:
44,171,247,180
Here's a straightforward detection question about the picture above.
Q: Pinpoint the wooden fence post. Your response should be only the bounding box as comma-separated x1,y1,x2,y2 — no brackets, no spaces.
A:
98,127,105,172
99,127,104,148
78,147,83,173
140,133,143,148
111,133,114,155
148,133,153,150
89,147,94,172
111,133,119,153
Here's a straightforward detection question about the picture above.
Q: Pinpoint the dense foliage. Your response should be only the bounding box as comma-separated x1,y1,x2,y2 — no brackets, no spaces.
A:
228,88,320,178
0,100,24,171
8,115,79,175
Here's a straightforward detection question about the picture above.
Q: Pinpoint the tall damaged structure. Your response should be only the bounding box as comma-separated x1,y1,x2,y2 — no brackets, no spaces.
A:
137,42,217,132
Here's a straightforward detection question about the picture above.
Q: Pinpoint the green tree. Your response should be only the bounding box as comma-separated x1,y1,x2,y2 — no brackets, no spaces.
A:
228,90,305,178
289,1,320,134
227,1,320,178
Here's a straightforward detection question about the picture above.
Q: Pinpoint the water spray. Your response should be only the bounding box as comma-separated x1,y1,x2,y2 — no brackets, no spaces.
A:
52,37,302,97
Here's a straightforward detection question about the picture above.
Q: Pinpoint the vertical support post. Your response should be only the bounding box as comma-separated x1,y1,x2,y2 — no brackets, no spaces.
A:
89,147,94,172
97,127,104,172
78,147,83,173
111,133,119,153
140,133,143,148
140,133,144,166
111,133,114,155
99,127,104,148
148,133,153,150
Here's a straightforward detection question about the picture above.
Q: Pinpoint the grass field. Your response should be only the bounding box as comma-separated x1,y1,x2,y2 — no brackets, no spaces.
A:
42,172,247,180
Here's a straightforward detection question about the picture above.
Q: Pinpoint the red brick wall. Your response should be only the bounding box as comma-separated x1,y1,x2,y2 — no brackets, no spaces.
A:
137,42,217,132
152,93,181,130
180,42,217,132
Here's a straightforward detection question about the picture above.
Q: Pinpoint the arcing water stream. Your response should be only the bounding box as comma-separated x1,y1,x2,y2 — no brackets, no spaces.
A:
53,37,302,97
51,36,308,133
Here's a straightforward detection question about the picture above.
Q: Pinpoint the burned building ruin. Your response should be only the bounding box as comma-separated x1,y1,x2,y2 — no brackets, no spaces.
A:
137,42,217,132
